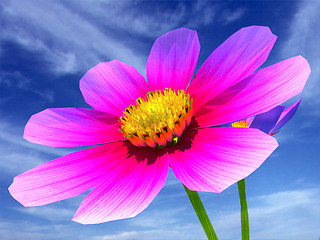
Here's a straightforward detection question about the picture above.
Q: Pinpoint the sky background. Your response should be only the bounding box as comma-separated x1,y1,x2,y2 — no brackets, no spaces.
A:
0,0,319,239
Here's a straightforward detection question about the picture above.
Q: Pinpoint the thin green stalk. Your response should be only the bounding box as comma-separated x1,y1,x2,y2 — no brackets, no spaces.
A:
237,179,249,240
183,184,219,240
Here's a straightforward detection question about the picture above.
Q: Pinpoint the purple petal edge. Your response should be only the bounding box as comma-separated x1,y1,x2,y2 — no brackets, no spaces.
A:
250,105,285,133
270,98,302,134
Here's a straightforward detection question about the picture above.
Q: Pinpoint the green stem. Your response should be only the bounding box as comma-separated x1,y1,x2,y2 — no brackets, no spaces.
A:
237,179,249,240
183,184,219,240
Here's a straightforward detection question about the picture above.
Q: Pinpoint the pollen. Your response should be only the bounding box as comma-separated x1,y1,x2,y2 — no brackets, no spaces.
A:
231,120,249,128
119,88,193,148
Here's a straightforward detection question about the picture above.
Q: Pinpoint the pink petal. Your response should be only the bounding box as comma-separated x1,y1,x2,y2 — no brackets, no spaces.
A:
195,56,310,127
147,28,200,91
187,26,277,114
169,127,278,193
9,143,127,206
24,108,125,147
72,144,169,224
80,60,148,116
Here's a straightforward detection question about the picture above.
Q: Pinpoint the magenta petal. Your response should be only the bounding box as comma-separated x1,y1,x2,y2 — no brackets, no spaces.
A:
170,127,278,193
8,144,124,207
80,60,148,116
188,26,277,113
24,108,125,147
72,145,169,224
196,56,310,127
147,28,200,91
270,98,302,134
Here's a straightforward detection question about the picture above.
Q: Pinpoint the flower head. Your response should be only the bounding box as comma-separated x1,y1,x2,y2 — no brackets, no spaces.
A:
9,27,310,224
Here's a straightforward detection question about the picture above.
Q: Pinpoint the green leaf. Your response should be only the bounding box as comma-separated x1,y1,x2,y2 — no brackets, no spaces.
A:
237,179,250,240
183,184,219,240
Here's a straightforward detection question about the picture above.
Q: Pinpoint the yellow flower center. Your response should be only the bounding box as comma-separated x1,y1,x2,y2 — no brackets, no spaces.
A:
231,120,249,128
119,88,193,148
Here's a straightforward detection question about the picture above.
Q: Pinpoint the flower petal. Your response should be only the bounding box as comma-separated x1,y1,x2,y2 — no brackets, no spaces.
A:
24,108,125,147
72,144,169,224
147,28,200,91
80,60,148,116
9,144,125,206
270,98,302,134
188,26,277,113
169,127,278,193
195,56,310,127
249,106,285,133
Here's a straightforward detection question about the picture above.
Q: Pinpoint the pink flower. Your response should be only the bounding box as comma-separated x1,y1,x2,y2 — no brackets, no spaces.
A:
9,26,310,224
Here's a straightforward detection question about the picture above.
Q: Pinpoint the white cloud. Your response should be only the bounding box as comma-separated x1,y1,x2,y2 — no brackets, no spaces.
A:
0,0,245,76
0,220,92,240
0,222,52,240
0,71,55,103
0,149,43,174
0,121,75,175
0,123,71,156
0,71,30,89
280,0,320,106
250,188,320,240
62,0,218,38
93,231,139,240
211,188,320,240
128,205,186,229
15,206,75,222
93,224,205,240
0,0,146,74
221,8,245,24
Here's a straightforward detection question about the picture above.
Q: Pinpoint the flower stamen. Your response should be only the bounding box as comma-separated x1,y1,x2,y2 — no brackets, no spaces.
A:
120,88,193,148
231,120,249,128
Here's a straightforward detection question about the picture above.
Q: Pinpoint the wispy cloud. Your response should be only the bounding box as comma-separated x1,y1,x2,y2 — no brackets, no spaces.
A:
0,0,145,74
0,71,55,103
0,71,30,89
221,8,245,25
93,231,139,240
280,0,320,106
15,206,75,222
0,121,75,175
5,187,317,240
249,188,320,240
92,225,204,240
209,188,320,240
0,220,92,240
0,0,245,76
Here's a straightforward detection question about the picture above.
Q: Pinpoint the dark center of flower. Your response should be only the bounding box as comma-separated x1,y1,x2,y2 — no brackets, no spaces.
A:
119,88,193,148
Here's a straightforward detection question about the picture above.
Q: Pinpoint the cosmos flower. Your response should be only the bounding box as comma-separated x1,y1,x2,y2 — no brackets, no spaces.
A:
230,99,302,135
9,26,310,224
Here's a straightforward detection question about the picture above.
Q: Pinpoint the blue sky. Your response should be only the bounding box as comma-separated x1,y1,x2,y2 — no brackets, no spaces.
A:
0,0,319,239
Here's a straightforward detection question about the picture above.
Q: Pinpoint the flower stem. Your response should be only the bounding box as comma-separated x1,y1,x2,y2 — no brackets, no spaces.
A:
183,184,219,240
237,179,249,240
